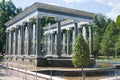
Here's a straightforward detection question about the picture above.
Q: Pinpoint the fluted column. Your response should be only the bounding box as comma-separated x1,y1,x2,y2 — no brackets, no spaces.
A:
21,25,24,55
17,26,21,56
36,18,41,56
12,30,15,56
89,24,93,57
62,30,66,56
6,31,9,55
74,23,78,39
56,19,62,57
72,27,75,47
54,33,57,55
15,28,18,55
66,28,71,55
10,30,13,55
50,32,54,55
27,21,32,55
8,32,10,55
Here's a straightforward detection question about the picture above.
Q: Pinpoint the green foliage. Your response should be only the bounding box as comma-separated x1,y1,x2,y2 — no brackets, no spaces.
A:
93,14,107,56
100,20,117,58
93,14,119,58
116,15,120,27
0,0,22,52
72,33,90,67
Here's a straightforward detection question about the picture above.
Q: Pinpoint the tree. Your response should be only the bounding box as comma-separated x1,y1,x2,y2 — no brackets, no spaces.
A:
100,20,117,59
0,0,22,52
93,14,107,56
116,15,120,57
116,15,120,27
72,33,90,80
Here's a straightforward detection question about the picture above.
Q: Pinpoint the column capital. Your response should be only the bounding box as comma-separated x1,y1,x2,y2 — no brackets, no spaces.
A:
78,25,82,28
89,21,94,25
10,27,15,31
16,25,21,29
50,31,55,34
74,18,80,23
66,27,71,30
36,14,43,19
5,30,9,33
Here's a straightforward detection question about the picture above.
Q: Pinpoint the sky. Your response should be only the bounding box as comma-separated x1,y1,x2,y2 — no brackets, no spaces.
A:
8,0,120,21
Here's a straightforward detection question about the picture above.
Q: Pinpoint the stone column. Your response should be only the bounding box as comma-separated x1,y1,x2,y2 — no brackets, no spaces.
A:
36,18,41,56
18,26,21,56
17,28,21,56
9,30,12,56
72,28,75,47
54,33,57,55
8,31,10,55
74,23,78,39
66,28,71,55
47,33,51,56
27,22,31,55
89,24,93,57
56,19,62,57
62,30,66,56
6,31,9,55
15,28,18,55
29,22,33,55
10,30,13,55
44,33,47,55
50,32,54,56
21,25,24,55
12,30,16,56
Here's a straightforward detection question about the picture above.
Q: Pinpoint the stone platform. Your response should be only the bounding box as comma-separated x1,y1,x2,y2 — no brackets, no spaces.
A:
5,56,95,67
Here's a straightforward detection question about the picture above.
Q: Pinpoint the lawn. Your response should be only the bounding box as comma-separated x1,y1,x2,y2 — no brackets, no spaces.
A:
96,56,120,61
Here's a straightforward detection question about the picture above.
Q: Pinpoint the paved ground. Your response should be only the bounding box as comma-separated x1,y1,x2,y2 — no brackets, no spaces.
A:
0,65,47,80
0,62,120,80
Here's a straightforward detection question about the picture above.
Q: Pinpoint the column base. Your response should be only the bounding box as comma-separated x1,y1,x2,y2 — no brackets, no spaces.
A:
5,55,48,67
5,55,95,67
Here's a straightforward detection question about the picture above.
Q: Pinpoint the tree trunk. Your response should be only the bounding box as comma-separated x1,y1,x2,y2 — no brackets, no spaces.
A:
81,66,85,80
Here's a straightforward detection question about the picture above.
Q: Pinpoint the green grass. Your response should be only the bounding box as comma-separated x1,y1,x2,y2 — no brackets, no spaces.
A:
95,62,113,68
97,56,120,61
95,56,120,68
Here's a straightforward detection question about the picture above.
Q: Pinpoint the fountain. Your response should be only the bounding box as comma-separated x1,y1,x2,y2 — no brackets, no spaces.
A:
8,33,11,54
72,30,75,48
54,34,57,56
24,27,28,55
62,32,66,56
82,26,87,41
17,29,21,55
47,23,51,56
13,32,15,55
32,24,36,55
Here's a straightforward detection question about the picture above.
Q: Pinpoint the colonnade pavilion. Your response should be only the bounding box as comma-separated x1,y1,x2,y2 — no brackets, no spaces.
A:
5,2,95,67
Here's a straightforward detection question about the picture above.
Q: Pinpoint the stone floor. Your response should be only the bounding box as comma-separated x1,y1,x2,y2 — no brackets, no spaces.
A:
0,62,120,80
0,65,48,80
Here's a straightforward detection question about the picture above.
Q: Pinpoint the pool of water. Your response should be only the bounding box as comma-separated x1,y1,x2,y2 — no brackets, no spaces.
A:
35,69,120,77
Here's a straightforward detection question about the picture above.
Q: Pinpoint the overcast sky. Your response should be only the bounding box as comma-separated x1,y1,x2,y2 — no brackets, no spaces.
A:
9,0,120,21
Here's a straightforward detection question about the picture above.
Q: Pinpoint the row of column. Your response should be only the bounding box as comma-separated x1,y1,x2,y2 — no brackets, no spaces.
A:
6,18,41,57
44,23,90,57
6,17,93,58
